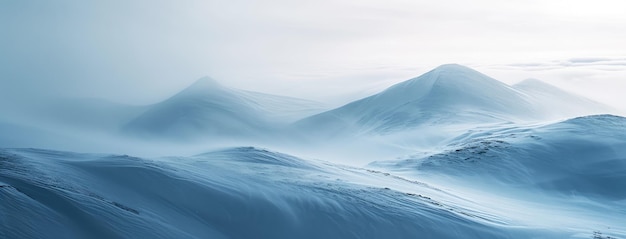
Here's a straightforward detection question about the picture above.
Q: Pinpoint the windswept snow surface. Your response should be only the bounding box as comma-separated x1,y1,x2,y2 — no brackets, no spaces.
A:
2,145,620,238
0,147,558,239
371,114,626,238
375,115,626,196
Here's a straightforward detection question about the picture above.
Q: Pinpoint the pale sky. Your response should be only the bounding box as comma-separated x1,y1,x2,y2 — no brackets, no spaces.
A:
2,0,625,111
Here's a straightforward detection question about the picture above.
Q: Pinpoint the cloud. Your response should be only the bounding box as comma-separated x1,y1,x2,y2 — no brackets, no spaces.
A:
502,57,626,71
479,57,626,112
567,57,614,64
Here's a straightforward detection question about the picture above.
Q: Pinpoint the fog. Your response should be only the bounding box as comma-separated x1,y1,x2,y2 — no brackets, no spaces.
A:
2,0,625,109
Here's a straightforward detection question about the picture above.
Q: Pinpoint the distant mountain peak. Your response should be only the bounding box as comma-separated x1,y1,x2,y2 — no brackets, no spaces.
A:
514,78,556,88
397,63,502,91
296,64,541,135
189,76,222,89
176,76,225,96
432,63,474,72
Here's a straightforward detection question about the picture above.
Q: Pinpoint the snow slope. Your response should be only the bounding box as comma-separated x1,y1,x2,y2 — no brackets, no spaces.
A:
3,145,621,238
123,77,271,140
367,114,626,238
373,114,626,205
0,147,555,239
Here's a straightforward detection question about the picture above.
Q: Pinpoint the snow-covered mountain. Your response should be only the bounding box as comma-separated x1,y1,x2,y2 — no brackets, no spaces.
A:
296,64,612,137
122,77,272,140
123,77,326,140
296,64,541,136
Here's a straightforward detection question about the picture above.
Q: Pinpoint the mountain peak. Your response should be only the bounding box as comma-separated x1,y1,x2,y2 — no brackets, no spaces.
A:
413,63,500,88
428,64,492,83
189,76,221,89
296,63,540,134
178,76,225,96
379,63,512,103
432,63,474,72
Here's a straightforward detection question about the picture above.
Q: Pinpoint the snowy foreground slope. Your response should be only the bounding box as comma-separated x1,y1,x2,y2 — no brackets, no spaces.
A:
3,115,626,239
0,148,567,239
1,147,519,239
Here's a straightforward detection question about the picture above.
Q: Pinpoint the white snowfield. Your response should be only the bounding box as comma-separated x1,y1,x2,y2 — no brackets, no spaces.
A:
1,64,624,238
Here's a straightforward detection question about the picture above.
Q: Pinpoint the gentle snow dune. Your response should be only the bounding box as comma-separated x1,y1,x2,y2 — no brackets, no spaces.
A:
2,147,569,239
